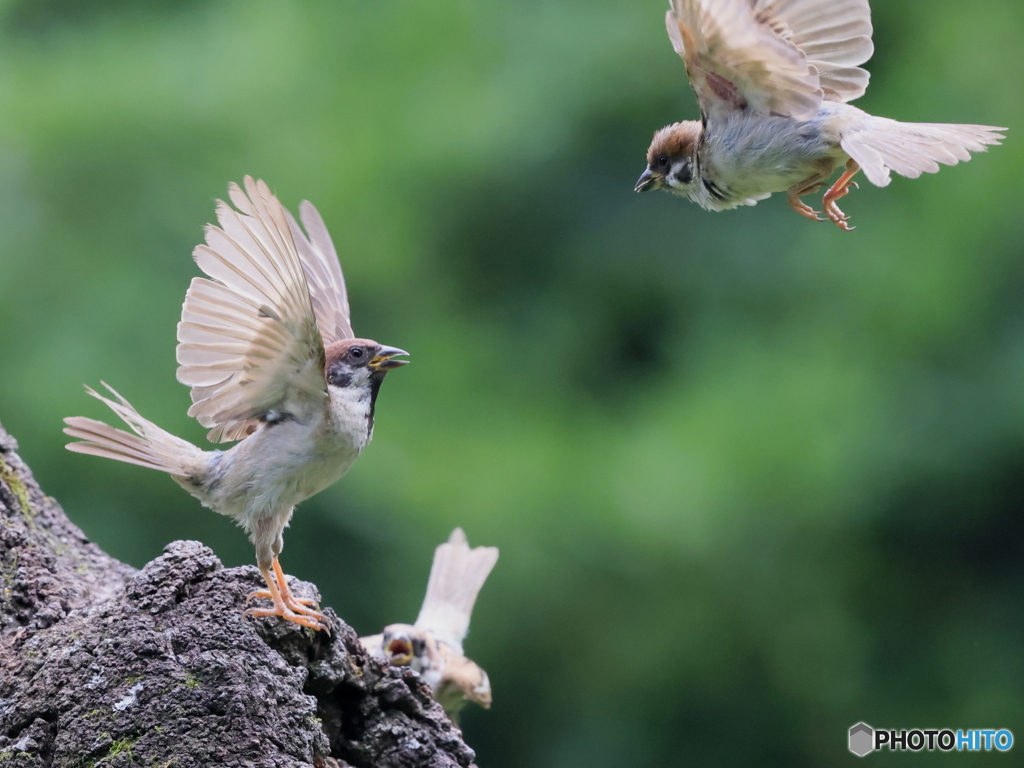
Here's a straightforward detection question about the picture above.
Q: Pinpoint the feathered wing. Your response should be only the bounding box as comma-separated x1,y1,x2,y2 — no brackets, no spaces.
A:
752,0,873,102
436,645,492,712
841,118,1006,187
666,0,822,122
414,529,499,655
287,200,354,346
176,177,328,443
64,383,203,476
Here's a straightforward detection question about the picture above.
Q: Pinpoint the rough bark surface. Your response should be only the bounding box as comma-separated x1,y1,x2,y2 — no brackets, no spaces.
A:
0,421,476,768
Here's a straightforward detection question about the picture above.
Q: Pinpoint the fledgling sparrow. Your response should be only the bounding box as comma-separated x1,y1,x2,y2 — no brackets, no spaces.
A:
361,528,498,716
635,0,1006,230
64,176,408,632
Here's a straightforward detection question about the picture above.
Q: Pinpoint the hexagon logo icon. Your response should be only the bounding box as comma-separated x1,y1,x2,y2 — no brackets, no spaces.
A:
849,722,874,757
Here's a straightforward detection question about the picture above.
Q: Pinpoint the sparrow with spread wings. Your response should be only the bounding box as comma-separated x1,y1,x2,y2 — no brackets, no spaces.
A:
64,177,408,632
635,0,1005,230
361,528,498,716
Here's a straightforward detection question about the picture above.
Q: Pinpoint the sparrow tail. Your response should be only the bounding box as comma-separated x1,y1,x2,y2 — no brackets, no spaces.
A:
64,383,202,475
840,118,1006,187
414,528,499,652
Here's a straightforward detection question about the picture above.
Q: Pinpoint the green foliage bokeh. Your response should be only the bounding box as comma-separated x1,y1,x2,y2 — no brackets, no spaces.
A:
0,0,1022,764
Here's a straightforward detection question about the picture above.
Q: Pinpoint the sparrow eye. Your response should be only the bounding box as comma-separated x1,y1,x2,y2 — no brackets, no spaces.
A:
347,346,365,363
657,154,669,167
411,638,425,656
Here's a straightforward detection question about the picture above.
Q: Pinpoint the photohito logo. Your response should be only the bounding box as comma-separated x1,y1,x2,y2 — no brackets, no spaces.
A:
848,723,1013,756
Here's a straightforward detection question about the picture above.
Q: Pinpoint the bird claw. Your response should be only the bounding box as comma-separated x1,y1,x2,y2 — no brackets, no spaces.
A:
820,160,860,231
823,200,855,231
246,588,320,607
244,605,330,633
245,557,330,632
788,196,825,222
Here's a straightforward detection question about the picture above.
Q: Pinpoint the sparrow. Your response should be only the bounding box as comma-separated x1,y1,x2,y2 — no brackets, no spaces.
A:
635,0,1006,230
361,528,498,716
63,176,408,632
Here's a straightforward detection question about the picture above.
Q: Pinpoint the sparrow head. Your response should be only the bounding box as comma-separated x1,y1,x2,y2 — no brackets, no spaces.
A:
324,339,409,390
635,121,701,196
381,623,425,667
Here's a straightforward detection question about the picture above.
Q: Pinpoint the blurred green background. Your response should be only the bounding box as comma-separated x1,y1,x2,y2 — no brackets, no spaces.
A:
0,0,1022,764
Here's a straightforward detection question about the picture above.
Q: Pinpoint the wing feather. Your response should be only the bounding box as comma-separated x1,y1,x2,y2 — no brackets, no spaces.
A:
286,200,353,346
755,0,873,101
414,529,499,654
667,0,822,122
176,177,327,443
666,0,874,121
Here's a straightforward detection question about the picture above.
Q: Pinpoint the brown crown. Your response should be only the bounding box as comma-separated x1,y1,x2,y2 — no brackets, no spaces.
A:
324,338,380,368
646,121,701,164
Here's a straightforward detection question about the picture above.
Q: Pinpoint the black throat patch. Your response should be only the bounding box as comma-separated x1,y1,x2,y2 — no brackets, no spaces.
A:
366,373,385,433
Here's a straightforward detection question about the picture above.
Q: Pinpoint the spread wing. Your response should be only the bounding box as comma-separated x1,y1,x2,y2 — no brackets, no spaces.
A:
667,0,822,121
436,644,492,710
287,200,354,346
756,0,873,102
176,176,327,443
414,529,499,655
666,0,872,122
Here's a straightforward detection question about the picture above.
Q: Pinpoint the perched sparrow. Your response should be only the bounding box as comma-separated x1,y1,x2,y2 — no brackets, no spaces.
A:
635,0,1006,230
361,528,498,716
64,176,408,632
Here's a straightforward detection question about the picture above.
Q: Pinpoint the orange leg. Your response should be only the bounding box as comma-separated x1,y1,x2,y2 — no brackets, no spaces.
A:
787,175,826,222
822,160,861,231
245,557,329,632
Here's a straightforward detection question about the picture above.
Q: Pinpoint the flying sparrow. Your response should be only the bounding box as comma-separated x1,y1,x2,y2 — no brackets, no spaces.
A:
635,0,1006,230
361,528,498,716
64,176,408,632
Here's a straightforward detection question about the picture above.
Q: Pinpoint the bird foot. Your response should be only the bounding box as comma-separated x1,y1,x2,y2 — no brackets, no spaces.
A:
244,603,329,632
246,588,319,607
245,558,330,632
822,197,854,231
821,160,860,231
787,195,825,222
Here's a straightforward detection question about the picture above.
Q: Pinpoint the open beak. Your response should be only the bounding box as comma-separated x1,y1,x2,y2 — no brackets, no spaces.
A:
369,345,410,372
386,637,414,665
634,168,662,193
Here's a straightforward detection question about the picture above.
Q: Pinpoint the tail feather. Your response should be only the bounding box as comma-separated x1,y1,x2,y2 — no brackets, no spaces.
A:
414,528,499,654
64,383,202,476
841,119,1006,187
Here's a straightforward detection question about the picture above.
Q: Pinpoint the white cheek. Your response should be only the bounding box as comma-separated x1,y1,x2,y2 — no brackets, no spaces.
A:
666,176,692,196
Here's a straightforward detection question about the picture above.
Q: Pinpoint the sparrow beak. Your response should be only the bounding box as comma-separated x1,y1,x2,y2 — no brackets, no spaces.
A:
634,168,662,193
386,637,414,665
369,345,410,372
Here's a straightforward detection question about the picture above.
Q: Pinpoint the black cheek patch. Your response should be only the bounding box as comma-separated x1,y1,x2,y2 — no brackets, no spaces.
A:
328,369,353,388
674,163,692,184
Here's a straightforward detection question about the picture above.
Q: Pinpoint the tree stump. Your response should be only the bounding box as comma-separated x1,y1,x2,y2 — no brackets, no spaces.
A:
0,421,476,768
